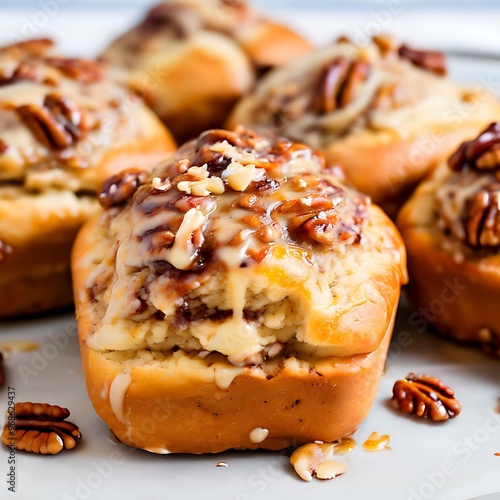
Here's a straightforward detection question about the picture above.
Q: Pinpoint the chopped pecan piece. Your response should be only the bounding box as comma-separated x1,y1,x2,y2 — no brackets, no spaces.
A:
17,93,85,150
449,123,500,172
0,62,38,86
392,373,461,421
1,402,81,454
464,186,500,248
3,38,54,57
314,59,371,114
398,45,447,76
99,169,149,209
0,240,13,263
0,139,8,153
45,57,104,83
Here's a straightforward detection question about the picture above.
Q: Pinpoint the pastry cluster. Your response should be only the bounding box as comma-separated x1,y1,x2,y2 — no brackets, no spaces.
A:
2,0,498,458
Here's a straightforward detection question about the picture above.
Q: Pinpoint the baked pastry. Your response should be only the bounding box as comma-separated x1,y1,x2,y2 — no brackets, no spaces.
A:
228,36,500,216
398,123,500,357
72,126,406,454
0,39,176,318
100,0,313,142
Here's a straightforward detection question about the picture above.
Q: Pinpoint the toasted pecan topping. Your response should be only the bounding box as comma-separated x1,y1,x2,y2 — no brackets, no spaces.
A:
0,240,13,263
314,58,371,114
392,373,461,421
290,443,346,482
99,169,150,209
449,123,500,172
45,57,104,83
398,45,447,76
2,38,54,57
0,62,39,86
17,93,86,150
464,185,500,248
1,402,81,455
0,139,8,153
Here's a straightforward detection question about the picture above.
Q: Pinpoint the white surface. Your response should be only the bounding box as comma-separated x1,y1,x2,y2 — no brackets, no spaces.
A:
0,298,499,500
1,5,500,500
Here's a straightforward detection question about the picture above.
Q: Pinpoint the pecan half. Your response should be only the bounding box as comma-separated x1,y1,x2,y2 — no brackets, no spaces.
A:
464,186,500,248
99,169,149,209
0,240,13,263
448,123,500,172
392,373,461,421
1,402,81,454
0,62,38,87
45,57,104,83
314,59,371,114
3,38,54,57
17,93,85,150
398,45,447,76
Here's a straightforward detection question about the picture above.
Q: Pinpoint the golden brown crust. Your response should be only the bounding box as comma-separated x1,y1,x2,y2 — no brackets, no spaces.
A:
78,325,393,454
236,18,312,69
0,191,98,317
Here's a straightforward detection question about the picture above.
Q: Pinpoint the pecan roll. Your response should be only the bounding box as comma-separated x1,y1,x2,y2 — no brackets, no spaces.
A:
392,373,461,421
313,58,371,114
398,45,447,76
448,123,500,172
45,57,104,83
1,402,81,455
464,186,500,248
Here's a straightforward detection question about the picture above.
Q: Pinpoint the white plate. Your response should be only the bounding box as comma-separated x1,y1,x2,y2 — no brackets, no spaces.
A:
1,6,500,500
1,297,499,500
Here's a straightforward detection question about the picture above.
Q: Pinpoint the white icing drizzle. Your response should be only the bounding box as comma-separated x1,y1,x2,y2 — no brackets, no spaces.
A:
145,447,172,455
249,427,269,444
109,372,132,425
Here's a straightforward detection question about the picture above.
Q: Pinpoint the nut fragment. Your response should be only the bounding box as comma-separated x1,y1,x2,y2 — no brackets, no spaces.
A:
99,169,149,209
290,443,346,482
0,139,8,153
464,187,500,248
392,373,462,421
448,123,500,172
45,57,104,83
1,402,81,455
314,58,371,114
362,432,390,451
398,45,447,75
